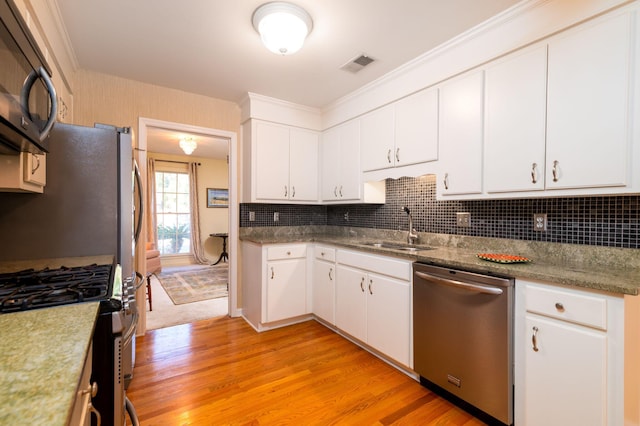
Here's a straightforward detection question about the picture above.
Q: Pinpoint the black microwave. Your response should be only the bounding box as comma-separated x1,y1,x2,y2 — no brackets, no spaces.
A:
0,0,57,155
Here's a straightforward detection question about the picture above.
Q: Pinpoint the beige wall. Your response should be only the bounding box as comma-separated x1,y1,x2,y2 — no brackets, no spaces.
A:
71,69,241,143
150,151,229,264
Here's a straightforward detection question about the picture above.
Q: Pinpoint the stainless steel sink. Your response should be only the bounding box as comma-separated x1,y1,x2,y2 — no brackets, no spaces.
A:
362,242,433,252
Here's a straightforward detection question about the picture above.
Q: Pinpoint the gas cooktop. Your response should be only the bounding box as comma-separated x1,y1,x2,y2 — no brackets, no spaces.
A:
0,263,113,313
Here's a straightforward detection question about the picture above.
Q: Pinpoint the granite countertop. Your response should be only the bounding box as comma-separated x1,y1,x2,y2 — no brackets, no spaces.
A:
0,302,99,425
240,227,640,296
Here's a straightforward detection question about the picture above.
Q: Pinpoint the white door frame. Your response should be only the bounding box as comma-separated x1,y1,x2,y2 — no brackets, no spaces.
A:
138,117,240,321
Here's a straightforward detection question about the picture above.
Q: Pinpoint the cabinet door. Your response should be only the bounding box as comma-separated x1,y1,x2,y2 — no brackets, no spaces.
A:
546,13,631,190
320,126,341,201
266,259,306,322
255,122,290,200
366,273,411,366
337,120,361,200
485,45,547,193
361,104,395,172
395,88,438,167
289,128,318,201
312,259,335,324
439,70,484,195
524,315,606,426
335,264,367,342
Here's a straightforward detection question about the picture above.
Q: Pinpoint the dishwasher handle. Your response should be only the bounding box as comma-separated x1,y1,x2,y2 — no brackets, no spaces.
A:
415,271,503,295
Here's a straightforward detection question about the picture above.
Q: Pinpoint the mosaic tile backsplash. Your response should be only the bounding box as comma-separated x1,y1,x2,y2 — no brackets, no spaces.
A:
240,176,640,249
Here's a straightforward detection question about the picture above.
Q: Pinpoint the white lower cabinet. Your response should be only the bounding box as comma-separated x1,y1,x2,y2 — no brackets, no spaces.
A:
241,242,311,330
334,249,411,367
312,245,336,325
515,279,624,426
69,343,98,426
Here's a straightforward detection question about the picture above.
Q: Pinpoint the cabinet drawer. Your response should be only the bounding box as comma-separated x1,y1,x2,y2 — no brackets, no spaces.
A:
337,249,411,281
525,283,607,330
267,244,307,260
314,245,335,262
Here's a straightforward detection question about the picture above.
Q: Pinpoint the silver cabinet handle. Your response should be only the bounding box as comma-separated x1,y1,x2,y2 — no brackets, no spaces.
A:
284,185,288,197
368,279,373,295
271,267,274,279
328,268,333,281
292,186,295,198
532,326,539,352
31,154,41,175
334,186,338,197
339,185,343,197
81,382,101,426
360,277,365,292
531,162,538,184
552,160,559,182
444,173,449,190
387,149,392,163
395,147,400,163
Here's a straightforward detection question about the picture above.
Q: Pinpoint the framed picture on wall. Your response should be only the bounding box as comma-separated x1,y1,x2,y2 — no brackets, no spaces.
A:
207,188,228,208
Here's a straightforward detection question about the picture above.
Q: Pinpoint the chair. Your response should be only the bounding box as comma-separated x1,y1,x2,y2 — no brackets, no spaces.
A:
145,242,162,311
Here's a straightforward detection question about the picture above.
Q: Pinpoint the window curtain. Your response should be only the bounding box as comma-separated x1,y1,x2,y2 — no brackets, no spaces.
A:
146,158,157,248
189,162,209,264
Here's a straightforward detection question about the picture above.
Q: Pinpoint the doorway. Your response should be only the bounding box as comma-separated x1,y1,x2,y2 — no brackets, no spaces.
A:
137,117,239,333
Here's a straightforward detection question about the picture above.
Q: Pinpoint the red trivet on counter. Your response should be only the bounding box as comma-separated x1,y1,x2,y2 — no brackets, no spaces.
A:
477,253,532,264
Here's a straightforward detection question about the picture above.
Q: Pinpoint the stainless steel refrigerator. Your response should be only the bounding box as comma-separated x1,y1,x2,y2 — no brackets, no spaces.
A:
0,122,141,281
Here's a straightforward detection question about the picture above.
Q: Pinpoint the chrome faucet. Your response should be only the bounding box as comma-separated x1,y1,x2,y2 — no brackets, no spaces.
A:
402,206,418,245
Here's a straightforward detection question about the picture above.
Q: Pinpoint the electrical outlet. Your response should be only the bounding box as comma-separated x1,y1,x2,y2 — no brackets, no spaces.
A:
274,212,279,222
249,211,255,221
534,213,547,232
456,212,471,228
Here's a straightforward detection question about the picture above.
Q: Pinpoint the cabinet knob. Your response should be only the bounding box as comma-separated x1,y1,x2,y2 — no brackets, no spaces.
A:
286,251,291,255
555,302,565,312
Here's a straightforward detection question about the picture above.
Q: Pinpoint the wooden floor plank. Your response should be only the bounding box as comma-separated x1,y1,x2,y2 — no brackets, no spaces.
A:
127,316,487,425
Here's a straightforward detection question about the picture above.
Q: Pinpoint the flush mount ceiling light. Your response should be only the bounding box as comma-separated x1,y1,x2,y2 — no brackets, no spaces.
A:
252,2,313,55
179,137,197,155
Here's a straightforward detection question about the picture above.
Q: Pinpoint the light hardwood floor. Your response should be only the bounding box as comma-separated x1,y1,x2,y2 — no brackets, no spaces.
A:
127,316,486,425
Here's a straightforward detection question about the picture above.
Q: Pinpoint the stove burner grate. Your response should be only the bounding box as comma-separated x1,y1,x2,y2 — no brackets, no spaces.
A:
0,264,112,313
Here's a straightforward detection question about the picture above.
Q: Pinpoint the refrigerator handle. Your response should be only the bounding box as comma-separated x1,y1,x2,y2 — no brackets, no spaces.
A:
133,161,143,244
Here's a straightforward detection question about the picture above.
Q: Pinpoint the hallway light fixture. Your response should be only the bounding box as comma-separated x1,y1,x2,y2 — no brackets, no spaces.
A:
179,137,197,155
252,2,313,55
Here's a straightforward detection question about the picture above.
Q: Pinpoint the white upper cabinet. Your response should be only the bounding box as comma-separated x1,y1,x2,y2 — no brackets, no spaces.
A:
546,12,632,190
248,120,319,203
361,104,395,172
438,70,484,196
485,45,548,193
361,88,438,173
321,120,361,201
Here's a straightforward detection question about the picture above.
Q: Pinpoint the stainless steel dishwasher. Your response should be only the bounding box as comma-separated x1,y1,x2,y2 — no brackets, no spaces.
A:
413,262,514,426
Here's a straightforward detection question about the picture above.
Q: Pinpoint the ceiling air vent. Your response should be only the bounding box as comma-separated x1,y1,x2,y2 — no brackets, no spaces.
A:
340,54,375,73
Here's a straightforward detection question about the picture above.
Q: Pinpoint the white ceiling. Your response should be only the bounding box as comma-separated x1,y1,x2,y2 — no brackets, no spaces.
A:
52,0,521,157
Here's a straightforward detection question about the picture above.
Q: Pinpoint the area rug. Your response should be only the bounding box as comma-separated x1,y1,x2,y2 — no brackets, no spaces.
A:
157,265,228,305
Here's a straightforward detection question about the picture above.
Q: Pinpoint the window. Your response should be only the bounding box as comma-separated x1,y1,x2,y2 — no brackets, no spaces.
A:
156,171,191,255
